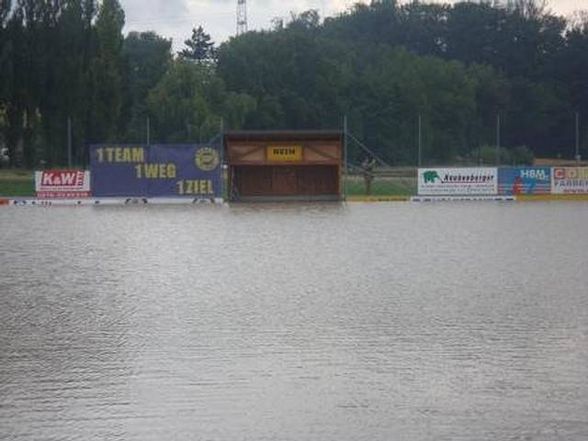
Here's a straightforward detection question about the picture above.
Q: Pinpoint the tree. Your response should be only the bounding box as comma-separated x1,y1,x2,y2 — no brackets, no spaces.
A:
39,0,97,166
179,26,215,63
288,9,320,30
508,0,547,19
86,0,125,143
217,22,354,130
147,60,255,143
0,0,8,155
0,0,12,116
4,0,52,167
122,31,172,141
0,0,587,167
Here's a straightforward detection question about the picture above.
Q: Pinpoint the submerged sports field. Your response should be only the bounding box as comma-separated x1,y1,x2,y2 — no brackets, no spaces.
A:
1,203,588,440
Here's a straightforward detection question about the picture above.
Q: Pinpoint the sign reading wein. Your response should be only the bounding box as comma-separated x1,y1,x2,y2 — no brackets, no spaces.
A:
267,146,303,162
418,168,498,196
90,144,221,199
35,170,91,198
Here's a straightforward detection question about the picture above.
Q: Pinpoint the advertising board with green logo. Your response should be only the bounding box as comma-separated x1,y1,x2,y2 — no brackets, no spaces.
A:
418,168,498,196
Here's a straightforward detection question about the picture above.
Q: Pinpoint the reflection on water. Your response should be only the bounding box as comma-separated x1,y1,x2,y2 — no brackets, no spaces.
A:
1,203,588,440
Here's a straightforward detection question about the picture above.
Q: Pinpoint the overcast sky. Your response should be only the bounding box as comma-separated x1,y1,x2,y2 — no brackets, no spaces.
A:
120,0,587,51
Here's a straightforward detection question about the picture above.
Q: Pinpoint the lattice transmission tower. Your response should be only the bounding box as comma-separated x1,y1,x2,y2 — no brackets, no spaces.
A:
237,0,248,36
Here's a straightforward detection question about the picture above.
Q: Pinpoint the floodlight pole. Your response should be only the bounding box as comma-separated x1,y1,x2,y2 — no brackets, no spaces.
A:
418,114,422,167
220,117,225,201
343,115,348,201
576,112,580,163
496,114,501,166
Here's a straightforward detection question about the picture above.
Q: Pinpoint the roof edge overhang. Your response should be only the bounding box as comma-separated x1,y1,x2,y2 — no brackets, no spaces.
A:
224,130,343,143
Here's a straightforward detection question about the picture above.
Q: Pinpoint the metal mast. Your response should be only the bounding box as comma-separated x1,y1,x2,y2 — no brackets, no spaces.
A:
237,0,248,36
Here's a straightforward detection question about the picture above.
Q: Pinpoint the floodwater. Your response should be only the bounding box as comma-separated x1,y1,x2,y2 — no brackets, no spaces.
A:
1,202,588,441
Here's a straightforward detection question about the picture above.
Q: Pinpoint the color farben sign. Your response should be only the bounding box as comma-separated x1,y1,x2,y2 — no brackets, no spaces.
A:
418,167,498,196
552,167,588,194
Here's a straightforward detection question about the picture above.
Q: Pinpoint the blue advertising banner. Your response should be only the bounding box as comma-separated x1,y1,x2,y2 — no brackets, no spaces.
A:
498,167,551,195
90,144,221,198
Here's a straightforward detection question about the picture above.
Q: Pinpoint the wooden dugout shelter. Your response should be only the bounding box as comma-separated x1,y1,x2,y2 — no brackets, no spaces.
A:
225,131,344,202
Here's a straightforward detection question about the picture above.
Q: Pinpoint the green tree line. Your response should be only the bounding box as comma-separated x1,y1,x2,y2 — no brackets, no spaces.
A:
0,0,252,167
0,0,587,167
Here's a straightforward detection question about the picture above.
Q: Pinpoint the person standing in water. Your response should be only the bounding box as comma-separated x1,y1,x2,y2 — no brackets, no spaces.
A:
361,157,377,195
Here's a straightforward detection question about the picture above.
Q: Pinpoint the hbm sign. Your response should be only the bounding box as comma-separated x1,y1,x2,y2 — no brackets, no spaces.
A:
498,167,551,195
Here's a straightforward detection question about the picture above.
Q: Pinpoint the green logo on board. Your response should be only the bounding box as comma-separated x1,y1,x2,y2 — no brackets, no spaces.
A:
423,170,441,183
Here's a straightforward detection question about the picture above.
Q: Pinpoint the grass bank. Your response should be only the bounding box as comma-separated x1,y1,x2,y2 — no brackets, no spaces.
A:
0,169,34,196
0,169,417,198
344,176,416,197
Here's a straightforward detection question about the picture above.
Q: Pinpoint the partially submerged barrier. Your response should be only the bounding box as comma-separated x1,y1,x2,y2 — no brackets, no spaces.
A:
5,197,223,206
3,166,588,206
347,195,410,202
411,195,515,202
416,166,588,199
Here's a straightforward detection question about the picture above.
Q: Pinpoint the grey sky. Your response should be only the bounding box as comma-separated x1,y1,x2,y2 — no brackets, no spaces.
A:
120,0,587,51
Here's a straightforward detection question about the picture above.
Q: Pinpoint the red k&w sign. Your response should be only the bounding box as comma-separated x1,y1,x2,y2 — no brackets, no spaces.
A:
35,170,91,198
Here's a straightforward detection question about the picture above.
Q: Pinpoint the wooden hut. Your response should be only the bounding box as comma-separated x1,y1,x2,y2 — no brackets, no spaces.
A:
225,131,344,202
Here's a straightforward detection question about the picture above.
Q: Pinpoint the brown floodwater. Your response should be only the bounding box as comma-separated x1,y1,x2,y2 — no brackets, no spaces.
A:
1,202,587,440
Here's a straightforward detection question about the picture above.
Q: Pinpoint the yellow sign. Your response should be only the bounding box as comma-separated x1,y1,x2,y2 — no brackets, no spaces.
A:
267,146,303,162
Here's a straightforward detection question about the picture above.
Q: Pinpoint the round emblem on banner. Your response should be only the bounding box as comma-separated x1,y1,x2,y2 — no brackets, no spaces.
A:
195,147,220,171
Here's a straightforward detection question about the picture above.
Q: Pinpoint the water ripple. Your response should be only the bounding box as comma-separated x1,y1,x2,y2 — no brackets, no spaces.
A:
1,203,588,440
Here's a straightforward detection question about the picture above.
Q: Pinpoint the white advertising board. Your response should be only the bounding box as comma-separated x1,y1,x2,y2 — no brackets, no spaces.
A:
35,170,91,198
418,168,498,196
552,167,588,194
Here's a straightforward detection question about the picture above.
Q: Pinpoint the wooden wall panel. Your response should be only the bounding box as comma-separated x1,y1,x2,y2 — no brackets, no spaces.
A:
229,144,265,163
297,166,339,195
235,165,339,197
235,166,272,196
272,167,298,195
304,143,340,162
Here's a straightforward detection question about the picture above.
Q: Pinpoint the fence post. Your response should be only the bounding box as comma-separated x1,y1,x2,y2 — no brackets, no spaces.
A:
418,114,422,167
576,112,580,163
67,117,72,168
